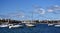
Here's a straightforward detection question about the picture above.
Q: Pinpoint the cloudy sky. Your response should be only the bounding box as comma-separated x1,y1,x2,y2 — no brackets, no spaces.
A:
0,0,60,20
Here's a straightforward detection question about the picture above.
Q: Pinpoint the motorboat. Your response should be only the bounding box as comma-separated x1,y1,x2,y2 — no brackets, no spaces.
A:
9,24,23,28
25,24,35,27
0,24,8,27
54,24,60,27
48,24,54,26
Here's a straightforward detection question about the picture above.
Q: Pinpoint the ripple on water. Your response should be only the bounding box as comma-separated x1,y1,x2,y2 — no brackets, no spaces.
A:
0,24,60,33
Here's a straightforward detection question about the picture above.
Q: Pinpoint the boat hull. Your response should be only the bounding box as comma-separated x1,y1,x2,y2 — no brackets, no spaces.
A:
0,25,8,27
54,25,60,27
9,25,23,28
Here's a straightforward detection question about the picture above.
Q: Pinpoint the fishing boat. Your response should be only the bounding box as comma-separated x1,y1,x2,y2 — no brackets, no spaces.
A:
25,24,35,27
48,24,54,26
54,24,60,27
0,24,8,27
9,24,23,28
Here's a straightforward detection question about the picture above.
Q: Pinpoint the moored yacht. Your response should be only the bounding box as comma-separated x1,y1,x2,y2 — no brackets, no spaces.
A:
54,24,60,27
0,24,8,27
9,24,23,28
48,24,54,26
25,23,35,27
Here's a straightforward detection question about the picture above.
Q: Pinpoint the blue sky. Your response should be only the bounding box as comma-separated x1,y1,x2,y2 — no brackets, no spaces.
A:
0,0,60,20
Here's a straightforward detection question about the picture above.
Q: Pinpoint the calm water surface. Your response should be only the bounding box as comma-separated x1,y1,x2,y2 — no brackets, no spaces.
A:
0,24,60,33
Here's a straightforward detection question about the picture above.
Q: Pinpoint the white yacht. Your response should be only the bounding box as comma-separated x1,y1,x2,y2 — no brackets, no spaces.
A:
48,24,54,26
54,24,60,27
25,24,35,27
9,24,23,28
0,24,8,27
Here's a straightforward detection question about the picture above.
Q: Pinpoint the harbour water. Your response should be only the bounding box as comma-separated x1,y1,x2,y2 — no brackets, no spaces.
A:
0,24,60,33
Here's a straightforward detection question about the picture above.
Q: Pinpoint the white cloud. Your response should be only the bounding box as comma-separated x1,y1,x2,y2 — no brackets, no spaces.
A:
53,5,60,10
47,9,54,12
38,8,45,14
9,12,25,18
47,5,60,13
54,5,59,7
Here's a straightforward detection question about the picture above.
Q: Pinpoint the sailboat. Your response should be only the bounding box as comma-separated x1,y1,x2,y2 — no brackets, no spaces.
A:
0,24,8,27
9,24,23,28
0,22,9,27
48,24,54,26
54,24,60,27
25,23,35,27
